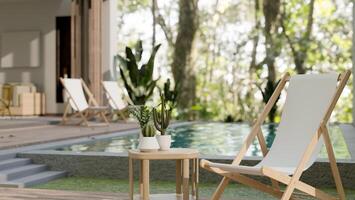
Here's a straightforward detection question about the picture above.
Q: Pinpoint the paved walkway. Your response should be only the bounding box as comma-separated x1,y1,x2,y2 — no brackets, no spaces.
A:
340,124,355,159
0,117,138,150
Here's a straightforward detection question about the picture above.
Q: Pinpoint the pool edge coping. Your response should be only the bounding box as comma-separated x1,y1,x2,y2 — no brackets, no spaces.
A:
2,121,354,164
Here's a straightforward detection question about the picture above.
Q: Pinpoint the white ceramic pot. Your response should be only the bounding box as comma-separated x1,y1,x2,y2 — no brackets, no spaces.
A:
139,136,160,152
157,135,172,151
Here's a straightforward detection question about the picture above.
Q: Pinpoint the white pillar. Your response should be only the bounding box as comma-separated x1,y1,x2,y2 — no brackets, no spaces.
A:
102,0,117,81
352,2,355,126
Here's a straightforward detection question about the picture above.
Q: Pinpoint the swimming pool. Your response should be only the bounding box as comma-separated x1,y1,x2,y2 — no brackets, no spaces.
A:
54,122,351,159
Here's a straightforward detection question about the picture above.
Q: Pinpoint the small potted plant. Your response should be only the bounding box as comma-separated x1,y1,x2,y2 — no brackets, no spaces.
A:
139,122,159,152
153,94,172,150
129,105,159,152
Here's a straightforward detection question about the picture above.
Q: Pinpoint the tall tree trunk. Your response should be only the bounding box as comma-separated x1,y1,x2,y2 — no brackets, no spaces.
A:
172,0,199,119
281,0,315,74
263,0,280,84
249,0,261,75
262,0,281,122
294,0,315,74
151,0,157,49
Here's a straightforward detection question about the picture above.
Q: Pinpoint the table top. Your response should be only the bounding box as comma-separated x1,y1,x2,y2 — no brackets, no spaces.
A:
128,148,199,160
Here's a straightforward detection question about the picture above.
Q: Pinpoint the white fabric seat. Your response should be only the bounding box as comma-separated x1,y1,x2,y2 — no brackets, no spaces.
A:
208,162,297,176
60,78,109,126
102,81,129,111
61,78,89,112
206,73,338,176
201,71,350,200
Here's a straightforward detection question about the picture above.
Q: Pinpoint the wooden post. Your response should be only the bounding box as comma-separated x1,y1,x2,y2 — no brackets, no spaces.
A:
183,159,190,200
88,0,103,104
139,160,143,197
192,159,196,197
196,158,199,200
129,158,134,200
142,160,149,200
71,0,82,78
71,0,104,104
176,160,182,194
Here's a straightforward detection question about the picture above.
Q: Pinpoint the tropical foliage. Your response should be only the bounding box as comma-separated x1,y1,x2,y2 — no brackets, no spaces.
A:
116,40,161,105
128,105,151,128
116,0,353,123
161,79,178,110
153,94,172,135
142,122,156,137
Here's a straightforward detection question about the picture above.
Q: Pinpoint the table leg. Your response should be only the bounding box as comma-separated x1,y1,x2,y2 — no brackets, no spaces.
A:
192,159,196,198
196,158,199,200
139,160,143,196
183,159,190,200
129,158,134,200
142,159,150,200
176,160,182,195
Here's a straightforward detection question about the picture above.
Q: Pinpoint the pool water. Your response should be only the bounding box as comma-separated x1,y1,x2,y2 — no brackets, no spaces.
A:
55,122,351,159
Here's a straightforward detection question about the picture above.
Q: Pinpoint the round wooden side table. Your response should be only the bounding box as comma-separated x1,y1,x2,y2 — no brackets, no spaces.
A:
128,148,199,200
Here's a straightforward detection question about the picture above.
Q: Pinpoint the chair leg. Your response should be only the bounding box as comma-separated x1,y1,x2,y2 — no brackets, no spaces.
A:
109,112,115,122
99,111,109,124
61,102,70,125
208,169,284,199
117,110,126,121
211,177,230,200
84,110,90,119
78,111,89,126
262,167,337,200
322,126,346,200
6,106,12,119
281,184,297,200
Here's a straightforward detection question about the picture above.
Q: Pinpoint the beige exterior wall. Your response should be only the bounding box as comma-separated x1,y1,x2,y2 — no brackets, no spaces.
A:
102,0,118,82
0,0,71,114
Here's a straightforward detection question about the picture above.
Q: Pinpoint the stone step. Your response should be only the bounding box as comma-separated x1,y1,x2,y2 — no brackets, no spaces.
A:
0,158,31,171
0,153,16,161
3,171,67,188
0,164,47,181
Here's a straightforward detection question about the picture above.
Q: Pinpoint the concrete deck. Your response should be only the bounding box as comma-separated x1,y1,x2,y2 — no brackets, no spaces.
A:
0,117,138,150
340,123,355,158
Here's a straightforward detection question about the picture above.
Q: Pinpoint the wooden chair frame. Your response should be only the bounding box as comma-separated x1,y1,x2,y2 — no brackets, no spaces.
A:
60,78,109,126
201,70,351,200
101,82,130,121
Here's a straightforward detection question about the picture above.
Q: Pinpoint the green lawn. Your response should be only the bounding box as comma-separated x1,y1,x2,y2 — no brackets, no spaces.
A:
32,177,355,200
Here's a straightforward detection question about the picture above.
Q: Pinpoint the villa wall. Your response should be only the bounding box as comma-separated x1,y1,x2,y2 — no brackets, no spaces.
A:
0,0,71,114
0,0,118,114
102,0,118,82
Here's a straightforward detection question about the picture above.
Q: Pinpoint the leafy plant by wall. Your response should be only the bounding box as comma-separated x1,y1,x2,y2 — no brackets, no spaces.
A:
116,40,161,105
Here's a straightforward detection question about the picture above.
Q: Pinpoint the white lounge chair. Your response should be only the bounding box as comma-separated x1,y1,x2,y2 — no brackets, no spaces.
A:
102,81,131,121
201,71,350,200
60,78,109,126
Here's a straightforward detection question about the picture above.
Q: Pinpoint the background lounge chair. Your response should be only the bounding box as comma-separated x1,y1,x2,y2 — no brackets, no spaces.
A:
102,81,131,121
60,78,109,126
201,71,350,200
